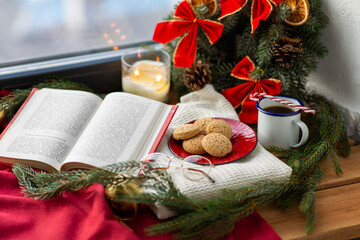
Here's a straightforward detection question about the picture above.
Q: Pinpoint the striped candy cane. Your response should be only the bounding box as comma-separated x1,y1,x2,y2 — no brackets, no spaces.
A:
250,92,316,114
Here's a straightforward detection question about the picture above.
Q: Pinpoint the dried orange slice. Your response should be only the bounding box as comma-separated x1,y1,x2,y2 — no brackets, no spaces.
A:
283,0,310,26
188,0,218,17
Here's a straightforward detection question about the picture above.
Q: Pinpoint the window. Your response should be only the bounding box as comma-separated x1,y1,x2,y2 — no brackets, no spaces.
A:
0,0,178,81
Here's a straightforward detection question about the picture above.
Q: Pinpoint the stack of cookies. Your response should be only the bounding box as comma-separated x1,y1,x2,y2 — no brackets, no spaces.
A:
172,118,233,157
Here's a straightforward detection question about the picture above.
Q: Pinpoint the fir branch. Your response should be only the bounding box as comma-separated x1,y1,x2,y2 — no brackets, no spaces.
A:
220,11,244,35
0,89,32,121
338,132,351,158
147,180,292,239
309,0,322,10
327,144,343,177
12,161,142,199
103,160,141,174
147,202,254,240
301,140,329,173
299,166,323,213
213,61,235,75
236,25,256,58
275,188,303,209
256,33,274,66
14,167,103,199
278,3,292,21
147,211,210,237
211,62,238,91
33,77,93,92
169,60,198,96
267,24,284,42
267,146,299,160
305,200,317,233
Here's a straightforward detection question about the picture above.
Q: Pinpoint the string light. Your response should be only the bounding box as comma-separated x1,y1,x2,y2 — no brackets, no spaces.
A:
103,22,126,51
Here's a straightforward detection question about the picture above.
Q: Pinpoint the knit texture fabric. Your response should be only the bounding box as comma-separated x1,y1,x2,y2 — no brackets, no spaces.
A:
154,84,292,219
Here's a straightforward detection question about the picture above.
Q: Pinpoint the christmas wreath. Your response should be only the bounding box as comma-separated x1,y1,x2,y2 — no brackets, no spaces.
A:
1,0,351,239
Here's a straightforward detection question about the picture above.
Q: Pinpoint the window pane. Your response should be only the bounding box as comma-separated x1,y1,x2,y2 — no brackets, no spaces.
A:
0,0,178,66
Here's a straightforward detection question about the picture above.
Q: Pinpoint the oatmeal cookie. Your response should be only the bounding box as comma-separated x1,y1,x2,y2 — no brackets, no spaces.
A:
173,124,200,140
202,133,232,157
194,117,213,134
183,134,206,154
206,119,233,139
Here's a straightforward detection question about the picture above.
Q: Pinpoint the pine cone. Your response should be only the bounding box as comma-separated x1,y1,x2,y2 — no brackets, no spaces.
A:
183,61,212,90
272,36,303,68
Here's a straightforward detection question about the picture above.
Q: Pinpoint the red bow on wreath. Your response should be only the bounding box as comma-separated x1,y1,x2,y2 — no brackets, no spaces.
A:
152,0,224,67
219,0,282,33
222,56,281,123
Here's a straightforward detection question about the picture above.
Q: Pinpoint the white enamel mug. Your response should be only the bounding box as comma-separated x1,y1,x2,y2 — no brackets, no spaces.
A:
255,95,309,149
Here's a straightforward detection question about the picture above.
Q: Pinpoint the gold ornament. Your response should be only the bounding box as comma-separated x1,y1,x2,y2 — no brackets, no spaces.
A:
188,0,218,17
104,175,143,221
0,110,6,125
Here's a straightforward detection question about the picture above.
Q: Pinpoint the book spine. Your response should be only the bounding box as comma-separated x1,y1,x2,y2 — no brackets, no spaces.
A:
148,105,178,154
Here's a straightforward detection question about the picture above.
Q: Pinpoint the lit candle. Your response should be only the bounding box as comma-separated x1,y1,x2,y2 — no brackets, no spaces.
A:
122,59,170,102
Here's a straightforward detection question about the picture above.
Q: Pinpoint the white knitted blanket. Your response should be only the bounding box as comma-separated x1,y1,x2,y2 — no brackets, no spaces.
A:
152,84,292,219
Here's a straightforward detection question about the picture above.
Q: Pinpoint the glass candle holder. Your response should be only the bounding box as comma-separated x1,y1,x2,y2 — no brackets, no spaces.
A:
121,48,171,102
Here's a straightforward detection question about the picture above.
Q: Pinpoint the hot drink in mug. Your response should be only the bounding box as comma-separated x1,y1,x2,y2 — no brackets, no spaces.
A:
255,96,309,149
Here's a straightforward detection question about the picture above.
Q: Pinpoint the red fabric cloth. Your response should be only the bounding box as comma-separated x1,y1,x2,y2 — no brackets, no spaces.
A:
0,163,280,240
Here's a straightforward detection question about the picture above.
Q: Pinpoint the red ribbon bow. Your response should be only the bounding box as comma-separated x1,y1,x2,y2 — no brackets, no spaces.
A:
152,0,224,67
222,56,281,123
219,0,282,33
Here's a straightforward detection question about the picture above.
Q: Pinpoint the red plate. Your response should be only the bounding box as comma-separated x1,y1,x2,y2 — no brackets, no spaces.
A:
168,118,257,165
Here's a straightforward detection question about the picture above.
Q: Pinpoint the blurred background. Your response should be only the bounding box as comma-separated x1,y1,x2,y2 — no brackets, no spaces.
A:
0,0,177,66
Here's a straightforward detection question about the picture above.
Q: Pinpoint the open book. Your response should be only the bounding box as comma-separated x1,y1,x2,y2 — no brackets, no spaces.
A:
0,88,177,172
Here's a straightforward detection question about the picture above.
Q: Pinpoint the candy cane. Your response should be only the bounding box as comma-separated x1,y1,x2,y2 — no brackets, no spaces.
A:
250,92,316,114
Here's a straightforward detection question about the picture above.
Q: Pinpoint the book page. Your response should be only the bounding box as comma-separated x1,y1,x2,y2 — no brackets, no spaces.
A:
0,88,102,171
63,92,170,169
